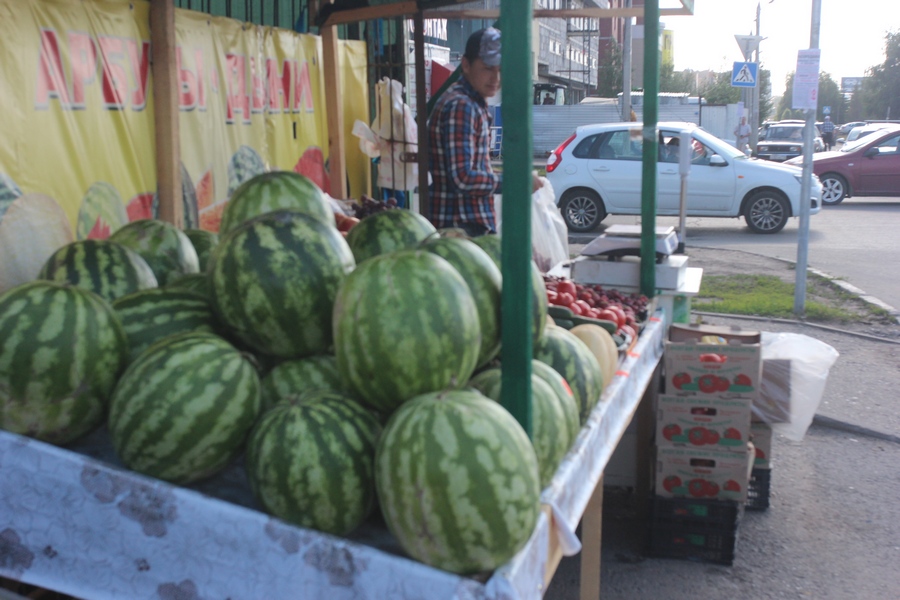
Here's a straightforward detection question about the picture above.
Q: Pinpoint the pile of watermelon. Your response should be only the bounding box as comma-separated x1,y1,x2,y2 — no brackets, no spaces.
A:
0,170,624,576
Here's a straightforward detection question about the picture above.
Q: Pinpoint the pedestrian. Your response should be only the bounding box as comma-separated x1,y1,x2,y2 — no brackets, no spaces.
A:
427,27,541,237
821,115,835,151
733,116,751,154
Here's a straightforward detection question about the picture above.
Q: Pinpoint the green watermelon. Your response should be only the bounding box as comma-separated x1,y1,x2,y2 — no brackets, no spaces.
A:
39,239,158,302
77,182,128,240
333,250,480,414
112,288,218,362
108,219,200,286
468,367,573,488
245,390,381,536
227,145,267,198
345,209,437,264
422,237,502,368
151,163,200,229
108,331,260,484
535,327,604,425
531,359,580,443
184,228,219,271
219,171,331,236
0,281,128,444
375,389,541,574
209,209,354,359
260,354,350,412
165,272,210,299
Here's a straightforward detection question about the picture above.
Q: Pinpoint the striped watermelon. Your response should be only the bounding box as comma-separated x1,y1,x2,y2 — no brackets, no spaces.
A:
422,237,502,368
108,331,260,484
245,390,381,536
468,367,573,487
210,210,355,359
149,163,200,229
531,359,580,443
227,145,267,198
333,250,480,414
109,219,200,286
165,273,210,299
0,281,128,444
345,209,437,264
219,171,331,236
260,354,349,412
375,389,540,574
112,288,218,362
535,327,604,425
76,182,127,240
184,228,219,271
39,239,158,302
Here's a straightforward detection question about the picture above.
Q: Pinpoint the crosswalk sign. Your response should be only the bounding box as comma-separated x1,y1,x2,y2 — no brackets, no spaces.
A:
731,62,758,88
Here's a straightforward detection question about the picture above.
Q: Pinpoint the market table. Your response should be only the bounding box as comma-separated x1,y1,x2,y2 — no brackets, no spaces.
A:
0,311,665,600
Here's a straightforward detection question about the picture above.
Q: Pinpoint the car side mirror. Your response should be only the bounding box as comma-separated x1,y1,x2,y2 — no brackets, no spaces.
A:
709,155,727,166
863,147,879,158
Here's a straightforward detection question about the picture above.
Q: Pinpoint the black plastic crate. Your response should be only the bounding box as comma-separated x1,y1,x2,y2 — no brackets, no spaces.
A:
646,496,742,565
746,468,771,511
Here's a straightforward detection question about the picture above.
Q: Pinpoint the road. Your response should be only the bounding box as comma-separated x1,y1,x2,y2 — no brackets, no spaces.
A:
570,197,900,312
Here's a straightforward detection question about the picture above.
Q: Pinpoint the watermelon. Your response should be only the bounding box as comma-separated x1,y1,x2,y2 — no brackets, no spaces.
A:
77,182,128,240
260,354,352,412
219,171,331,236
184,228,219,271
112,288,218,362
0,193,73,295
109,219,200,286
150,163,200,229
468,367,573,487
0,281,128,444
209,209,354,359
39,239,158,303
531,359,580,443
422,237,502,368
108,331,260,484
165,273,210,300
375,389,541,574
535,327,604,425
245,390,381,535
228,145,267,198
333,250,480,414
345,209,437,264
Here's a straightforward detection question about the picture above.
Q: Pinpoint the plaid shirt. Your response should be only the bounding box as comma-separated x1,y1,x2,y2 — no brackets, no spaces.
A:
427,77,500,232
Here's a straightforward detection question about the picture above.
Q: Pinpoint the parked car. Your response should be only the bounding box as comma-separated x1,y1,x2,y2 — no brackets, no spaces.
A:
842,123,891,145
756,122,823,161
837,121,867,136
786,125,900,204
545,122,822,234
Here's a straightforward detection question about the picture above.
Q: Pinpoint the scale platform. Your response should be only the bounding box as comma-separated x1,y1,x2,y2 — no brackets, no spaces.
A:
578,225,679,260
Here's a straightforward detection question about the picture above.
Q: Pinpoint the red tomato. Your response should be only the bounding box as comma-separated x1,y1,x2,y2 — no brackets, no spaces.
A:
597,308,618,324
557,292,574,306
699,353,725,363
574,300,592,314
557,280,577,297
607,305,627,329
734,373,752,387
697,374,720,394
662,423,682,441
716,376,731,392
672,372,691,390
662,475,682,493
688,427,707,446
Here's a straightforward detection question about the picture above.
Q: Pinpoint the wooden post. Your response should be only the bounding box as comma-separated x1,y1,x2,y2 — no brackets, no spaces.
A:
413,11,430,218
579,475,604,600
322,26,348,199
149,0,182,228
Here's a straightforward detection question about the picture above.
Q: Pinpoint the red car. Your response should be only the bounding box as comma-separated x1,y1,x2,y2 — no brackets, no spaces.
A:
787,125,900,205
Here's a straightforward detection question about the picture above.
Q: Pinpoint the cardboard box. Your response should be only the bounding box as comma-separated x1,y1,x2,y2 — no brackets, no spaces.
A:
750,422,773,469
753,358,792,423
664,324,762,399
655,445,752,502
656,395,752,452
571,254,689,290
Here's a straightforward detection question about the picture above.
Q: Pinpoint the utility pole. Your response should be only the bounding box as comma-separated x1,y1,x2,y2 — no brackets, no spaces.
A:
750,2,761,152
622,0,633,120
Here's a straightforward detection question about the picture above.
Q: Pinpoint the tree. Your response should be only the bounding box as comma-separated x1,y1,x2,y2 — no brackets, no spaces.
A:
776,71,846,121
659,62,693,93
699,71,740,105
596,42,623,98
855,30,900,120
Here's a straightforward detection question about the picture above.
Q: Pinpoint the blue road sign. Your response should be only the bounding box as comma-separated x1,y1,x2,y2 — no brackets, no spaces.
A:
731,62,758,88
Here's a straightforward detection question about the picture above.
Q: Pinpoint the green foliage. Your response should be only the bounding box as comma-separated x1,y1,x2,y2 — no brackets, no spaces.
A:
596,42,623,98
776,71,846,122
699,71,740,105
850,30,900,121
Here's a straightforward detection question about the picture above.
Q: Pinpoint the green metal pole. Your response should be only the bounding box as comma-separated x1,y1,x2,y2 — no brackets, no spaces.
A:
499,2,533,436
640,0,659,298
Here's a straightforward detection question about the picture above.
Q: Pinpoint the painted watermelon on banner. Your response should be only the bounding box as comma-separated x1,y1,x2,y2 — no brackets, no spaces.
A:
246,390,381,536
260,355,349,412
468,367,574,487
77,182,128,240
150,163,200,229
531,359,581,444
293,146,330,194
108,331,261,485
375,389,541,574
345,209,437,264
219,171,332,236
209,210,355,359
184,228,219,271
200,202,226,233
39,239,158,302
0,173,22,219
422,237,502,368
0,193,73,295
0,281,128,445
112,288,218,362
126,193,155,222
227,145,267,198
535,326,604,425
109,219,200,286
196,168,214,210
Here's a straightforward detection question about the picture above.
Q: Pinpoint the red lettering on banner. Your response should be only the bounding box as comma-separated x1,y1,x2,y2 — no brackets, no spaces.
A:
99,36,126,109
225,53,250,124
69,32,97,108
294,61,314,113
194,48,206,110
177,46,199,110
127,39,150,109
250,57,265,114
36,29,70,108
267,58,293,114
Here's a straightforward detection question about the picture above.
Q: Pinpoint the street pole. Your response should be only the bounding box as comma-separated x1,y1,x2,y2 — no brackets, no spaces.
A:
750,2,761,153
622,0,633,120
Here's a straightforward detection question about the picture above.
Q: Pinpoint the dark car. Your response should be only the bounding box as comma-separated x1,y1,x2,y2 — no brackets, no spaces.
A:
785,125,900,204
757,122,823,161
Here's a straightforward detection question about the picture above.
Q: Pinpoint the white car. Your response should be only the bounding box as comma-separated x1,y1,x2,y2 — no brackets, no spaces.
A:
545,122,823,234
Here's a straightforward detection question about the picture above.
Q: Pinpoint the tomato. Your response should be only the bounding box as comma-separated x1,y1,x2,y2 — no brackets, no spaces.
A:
557,280,577,297
704,481,720,497
662,423,682,441
619,324,637,340
568,302,584,316
546,290,558,303
688,427,707,446
672,372,691,390
723,479,742,492
557,292,574,306
699,353,725,363
704,428,720,445
662,475,682,493
716,376,731,392
597,308,618,324
734,373,752,387
607,305,627,329
697,374,719,394
574,299,592,314
687,479,707,498
723,427,742,440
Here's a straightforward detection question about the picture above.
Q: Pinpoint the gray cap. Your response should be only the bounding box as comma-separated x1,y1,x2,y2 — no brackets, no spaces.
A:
464,27,501,67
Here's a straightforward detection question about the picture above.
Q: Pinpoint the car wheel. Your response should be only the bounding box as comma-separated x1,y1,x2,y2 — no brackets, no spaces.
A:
560,189,605,233
743,191,789,234
820,173,848,205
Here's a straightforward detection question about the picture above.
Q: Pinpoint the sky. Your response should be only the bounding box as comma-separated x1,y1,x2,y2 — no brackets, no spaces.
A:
660,0,897,95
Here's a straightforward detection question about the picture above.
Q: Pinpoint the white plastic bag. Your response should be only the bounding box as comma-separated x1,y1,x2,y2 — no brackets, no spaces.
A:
531,177,569,272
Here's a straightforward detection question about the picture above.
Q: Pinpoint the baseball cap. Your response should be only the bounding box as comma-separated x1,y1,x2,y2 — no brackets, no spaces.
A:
464,27,501,67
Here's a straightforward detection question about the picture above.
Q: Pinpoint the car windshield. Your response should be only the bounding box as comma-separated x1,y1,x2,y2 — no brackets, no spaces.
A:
765,126,804,141
841,133,882,152
692,128,746,159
